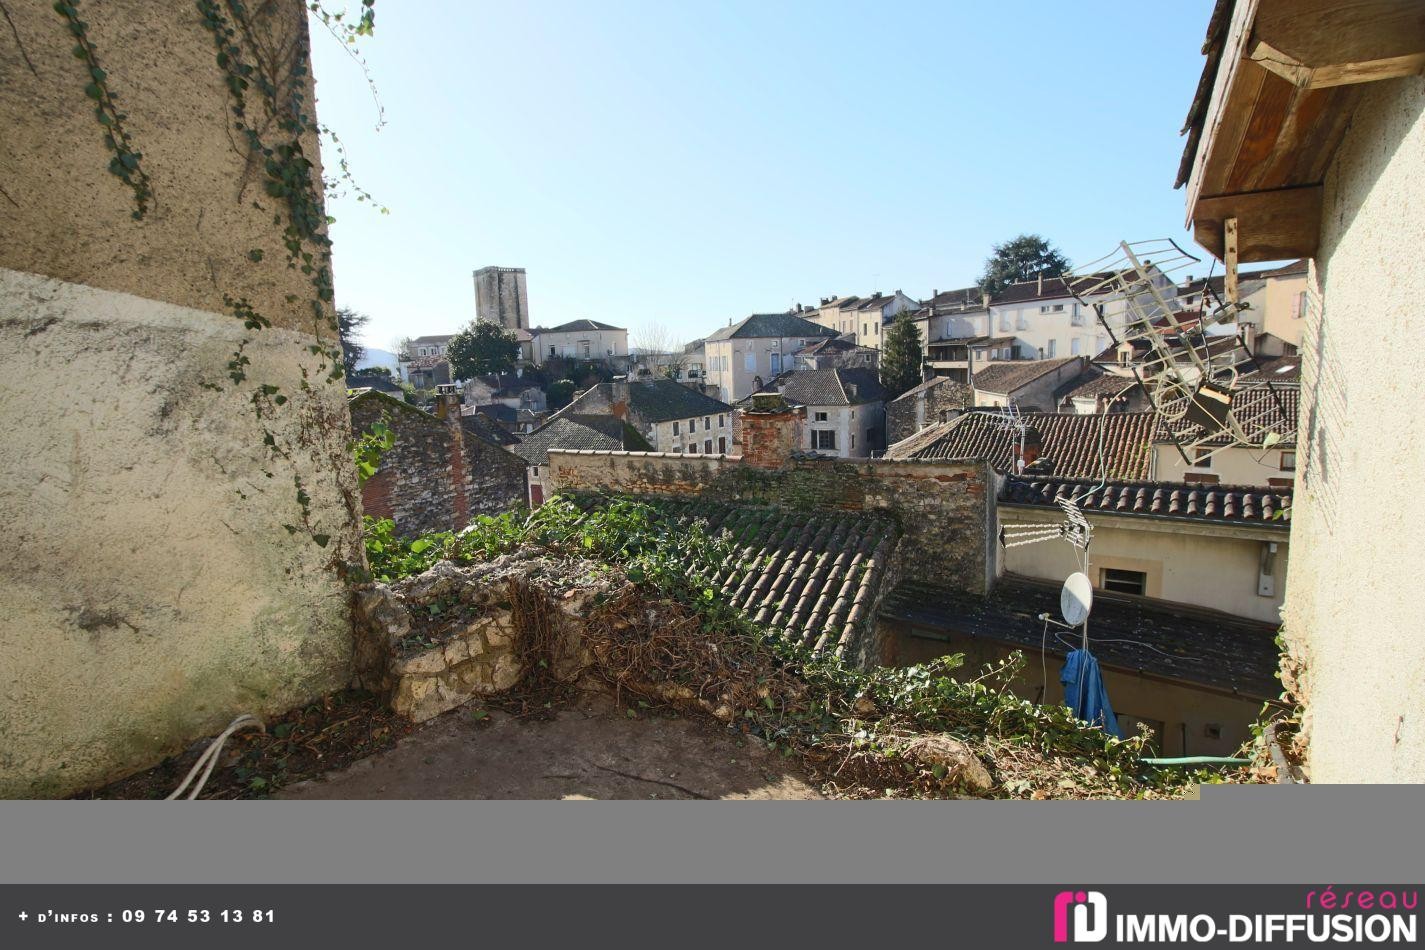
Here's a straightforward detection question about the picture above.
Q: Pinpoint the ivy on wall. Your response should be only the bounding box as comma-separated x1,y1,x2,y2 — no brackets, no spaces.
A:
48,0,383,565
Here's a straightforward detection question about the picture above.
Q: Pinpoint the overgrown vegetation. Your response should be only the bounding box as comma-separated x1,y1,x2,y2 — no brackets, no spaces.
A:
362,497,1218,798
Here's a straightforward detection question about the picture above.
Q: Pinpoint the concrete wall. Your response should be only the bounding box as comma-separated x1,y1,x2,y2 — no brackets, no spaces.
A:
547,451,996,594
705,335,822,403
1154,443,1297,488
0,0,359,797
999,507,1289,625
1283,76,1425,783
1261,271,1310,353
532,328,628,364
805,403,884,458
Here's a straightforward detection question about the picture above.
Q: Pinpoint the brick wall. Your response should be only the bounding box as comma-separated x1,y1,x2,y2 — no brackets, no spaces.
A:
548,450,996,593
350,390,526,537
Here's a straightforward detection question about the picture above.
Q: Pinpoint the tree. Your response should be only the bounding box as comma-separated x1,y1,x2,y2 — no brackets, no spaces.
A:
351,365,392,380
391,336,414,360
631,322,686,378
977,234,1070,297
337,307,369,376
447,321,520,379
880,312,924,399
546,378,576,410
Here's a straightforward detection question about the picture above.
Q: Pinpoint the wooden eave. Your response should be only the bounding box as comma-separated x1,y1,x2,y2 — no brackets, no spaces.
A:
1185,0,1425,262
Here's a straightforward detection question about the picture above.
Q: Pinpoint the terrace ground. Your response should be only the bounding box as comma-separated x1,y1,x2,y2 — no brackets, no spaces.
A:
279,689,823,800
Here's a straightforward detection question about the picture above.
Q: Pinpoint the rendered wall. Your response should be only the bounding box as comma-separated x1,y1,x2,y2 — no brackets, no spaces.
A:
0,1,360,797
999,507,1289,625
1284,76,1425,783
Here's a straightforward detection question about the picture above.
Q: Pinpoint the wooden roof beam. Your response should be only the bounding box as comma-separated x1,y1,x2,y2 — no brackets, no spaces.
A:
1192,186,1322,263
1250,0,1425,89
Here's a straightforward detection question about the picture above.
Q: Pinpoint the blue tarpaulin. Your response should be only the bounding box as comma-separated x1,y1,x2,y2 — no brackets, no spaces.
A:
1060,648,1122,738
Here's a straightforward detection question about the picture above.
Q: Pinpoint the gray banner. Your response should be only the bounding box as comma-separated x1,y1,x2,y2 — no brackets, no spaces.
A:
0,884,1420,949
0,785,1421,886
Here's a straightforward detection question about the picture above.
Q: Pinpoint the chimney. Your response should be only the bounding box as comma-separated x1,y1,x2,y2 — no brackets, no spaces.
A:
1036,273,1043,295
981,291,991,309
932,288,938,298
433,383,462,420
738,394,805,470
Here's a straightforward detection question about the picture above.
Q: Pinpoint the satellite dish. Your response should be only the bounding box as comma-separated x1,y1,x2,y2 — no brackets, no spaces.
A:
1061,572,1093,627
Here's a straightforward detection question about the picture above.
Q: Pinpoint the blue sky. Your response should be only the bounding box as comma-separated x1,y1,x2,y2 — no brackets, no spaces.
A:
310,1,1215,353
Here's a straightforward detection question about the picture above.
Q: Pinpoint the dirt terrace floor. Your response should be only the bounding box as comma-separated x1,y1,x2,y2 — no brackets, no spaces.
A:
278,690,823,800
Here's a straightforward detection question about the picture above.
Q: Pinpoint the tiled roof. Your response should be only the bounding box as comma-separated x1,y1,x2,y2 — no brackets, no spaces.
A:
971,357,1081,395
460,412,521,447
573,496,900,661
926,334,1016,347
885,410,1158,480
1258,259,1309,279
511,415,652,465
881,574,1280,699
795,337,862,356
1057,369,1144,403
530,319,625,334
1249,355,1301,381
1000,475,1291,526
762,367,887,407
406,355,449,371
410,334,455,345
623,379,732,422
991,273,1121,305
707,312,839,341
888,375,970,406
474,403,517,423
1155,385,1299,447
916,285,985,313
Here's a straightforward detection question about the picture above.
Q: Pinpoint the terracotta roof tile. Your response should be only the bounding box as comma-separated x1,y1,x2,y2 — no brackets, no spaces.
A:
1000,475,1291,526
887,410,1157,480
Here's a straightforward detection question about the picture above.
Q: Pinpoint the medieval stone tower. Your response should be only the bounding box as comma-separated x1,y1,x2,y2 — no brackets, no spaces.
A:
473,266,529,331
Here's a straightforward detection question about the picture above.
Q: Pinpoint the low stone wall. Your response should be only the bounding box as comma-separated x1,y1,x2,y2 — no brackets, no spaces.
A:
353,554,607,722
548,450,997,593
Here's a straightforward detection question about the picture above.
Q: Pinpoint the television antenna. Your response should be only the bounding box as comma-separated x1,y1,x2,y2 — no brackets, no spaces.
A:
1062,238,1296,466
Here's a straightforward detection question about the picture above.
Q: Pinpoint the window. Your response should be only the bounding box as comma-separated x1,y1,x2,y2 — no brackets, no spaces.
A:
862,323,869,337
1100,568,1147,596
1294,290,1307,319
745,351,756,372
814,411,828,422
1017,312,1029,330
688,444,698,453
549,345,556,357
1071,303,1084,326
1118,348,1130,365
770,353,782,374
1047,339,1057,357
999,311,1011,332
1039,304,1064,314
718,436,727,453
704,439,713,453
850,434,856,450
1268,477,1294,488
581,341,591,358
718,414,725,428
1280,451,1297,471
1191,449,1212,469
532,466,539,476
1071,338,1082,356
673,421,680,435
1184,472,1220,484
688,419,696,433
813,430,837,451
703,417,710,430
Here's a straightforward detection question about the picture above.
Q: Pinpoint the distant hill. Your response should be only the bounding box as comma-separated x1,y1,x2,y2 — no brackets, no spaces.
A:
357,348,399,371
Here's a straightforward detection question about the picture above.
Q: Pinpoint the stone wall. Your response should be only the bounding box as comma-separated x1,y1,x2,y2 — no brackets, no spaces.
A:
0,1,363,798
887,381,968,446
350,390,525,537
548,450,996,593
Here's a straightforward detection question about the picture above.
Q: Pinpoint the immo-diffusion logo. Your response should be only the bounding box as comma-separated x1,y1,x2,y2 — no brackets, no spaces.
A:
1051,888,1419,944
1054,890,1108,943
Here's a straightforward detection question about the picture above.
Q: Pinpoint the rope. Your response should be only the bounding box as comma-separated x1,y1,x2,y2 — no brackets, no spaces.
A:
166,714,265,800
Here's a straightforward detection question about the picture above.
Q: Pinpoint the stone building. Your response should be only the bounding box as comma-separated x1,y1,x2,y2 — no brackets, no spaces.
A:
0,0,359,797
473,266,529,331
561,377,734,455
885,376,970,446
349,388,526,536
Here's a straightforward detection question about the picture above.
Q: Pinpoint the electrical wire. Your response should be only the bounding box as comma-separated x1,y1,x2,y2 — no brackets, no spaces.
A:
166,714,264,800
